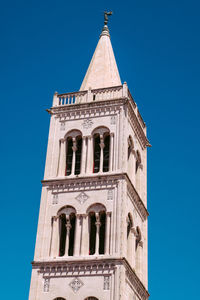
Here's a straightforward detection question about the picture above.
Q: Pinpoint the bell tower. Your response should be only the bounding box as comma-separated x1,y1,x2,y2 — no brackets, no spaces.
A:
29,13,150,300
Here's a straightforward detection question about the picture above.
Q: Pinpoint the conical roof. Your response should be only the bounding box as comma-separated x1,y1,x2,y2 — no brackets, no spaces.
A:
80,25,121,91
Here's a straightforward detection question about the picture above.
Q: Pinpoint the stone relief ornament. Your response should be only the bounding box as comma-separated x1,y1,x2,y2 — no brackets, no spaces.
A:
82,118,93,129
52,194,58,205
60,122,65,131
75,192,89,204
110,116,116,124
69,277,84,293
107,189,113,200
43,278,50,292
103,276,110,290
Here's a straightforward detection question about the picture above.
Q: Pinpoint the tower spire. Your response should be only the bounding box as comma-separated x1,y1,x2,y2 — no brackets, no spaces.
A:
80,11,121,91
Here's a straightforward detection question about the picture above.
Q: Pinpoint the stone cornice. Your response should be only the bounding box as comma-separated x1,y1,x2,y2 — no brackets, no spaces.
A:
48,98,124,116
48,97,150,149
42,173,149,220
32,257,149,300
126,99,151,149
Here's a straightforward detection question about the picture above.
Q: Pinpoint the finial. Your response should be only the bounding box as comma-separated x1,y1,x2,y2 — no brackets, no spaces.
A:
104,11,113,25
101,11,113,37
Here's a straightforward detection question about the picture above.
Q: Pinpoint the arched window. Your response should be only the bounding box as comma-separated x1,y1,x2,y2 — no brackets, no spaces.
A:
58,206,76,257
93,127,110,173
54,298,66,300
85,297,99,300
65,130,82,176
87,204,106,255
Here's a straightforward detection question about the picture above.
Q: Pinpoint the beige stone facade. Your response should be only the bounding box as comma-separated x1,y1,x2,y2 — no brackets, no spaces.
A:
29,23,150,300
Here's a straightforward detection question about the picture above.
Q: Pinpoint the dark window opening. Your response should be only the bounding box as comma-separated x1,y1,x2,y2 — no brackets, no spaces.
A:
75,136,82,175
93,95,96,101
136,226,141,250
68,213,76,256
66,138,73,176
93,135,101,173
127,217,131,238
103,135,110,172
59,214,66,256
89,213,96,255
99,212,106,254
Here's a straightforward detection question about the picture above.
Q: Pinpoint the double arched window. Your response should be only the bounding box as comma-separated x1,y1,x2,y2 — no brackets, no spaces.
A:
58,206,76,257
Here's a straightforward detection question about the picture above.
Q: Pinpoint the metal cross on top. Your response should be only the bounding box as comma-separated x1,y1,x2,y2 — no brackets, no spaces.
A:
104,11,113,25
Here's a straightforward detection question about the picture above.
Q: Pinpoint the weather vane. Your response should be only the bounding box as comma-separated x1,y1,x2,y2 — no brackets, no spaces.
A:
104,11,113,25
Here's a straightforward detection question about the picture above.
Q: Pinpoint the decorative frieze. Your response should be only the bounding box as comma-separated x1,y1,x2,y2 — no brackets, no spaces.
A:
69,277,84,293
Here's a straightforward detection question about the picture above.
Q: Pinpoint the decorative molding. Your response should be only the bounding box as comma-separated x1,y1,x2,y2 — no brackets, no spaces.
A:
82,118,93,129
42,173,148,220
75,192,89,204
33,257,149,300
43,278,50,292
103,275,110,290
69,277,84,293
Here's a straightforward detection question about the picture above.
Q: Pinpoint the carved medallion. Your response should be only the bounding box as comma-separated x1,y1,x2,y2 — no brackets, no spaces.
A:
82,119,93,129
69,277,84,293
75,192,89,204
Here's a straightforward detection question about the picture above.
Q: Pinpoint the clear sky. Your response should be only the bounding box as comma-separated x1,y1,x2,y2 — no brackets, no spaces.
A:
0,0,199,299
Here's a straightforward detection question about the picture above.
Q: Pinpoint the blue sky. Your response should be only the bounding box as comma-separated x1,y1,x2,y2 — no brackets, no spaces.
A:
0,0,200,299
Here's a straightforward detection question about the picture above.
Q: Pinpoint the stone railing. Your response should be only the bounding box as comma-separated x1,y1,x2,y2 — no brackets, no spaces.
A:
52,83,146,128
53,85,124,106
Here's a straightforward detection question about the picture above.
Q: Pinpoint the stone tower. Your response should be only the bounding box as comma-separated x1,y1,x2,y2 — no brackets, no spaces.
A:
29,16,150,300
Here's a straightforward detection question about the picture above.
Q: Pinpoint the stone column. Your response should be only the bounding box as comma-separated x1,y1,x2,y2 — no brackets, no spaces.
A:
71,138,77,175
105,212,111,255
74,214,82,256
109,133,114,172
81,214,89,255
95,213,101,255
58,139,66,176
65,216,71,257
99,135,105,173
131,227,136,268
137,241,143,281
81,136,86,174
86,136,93,173
51,216,59,258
